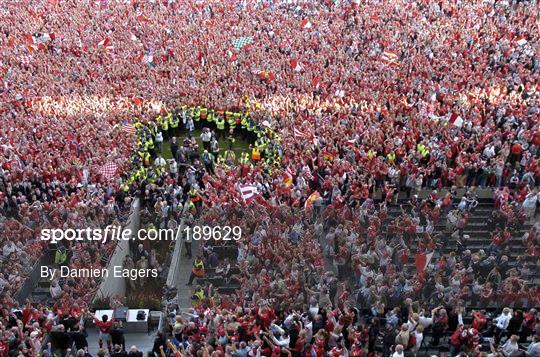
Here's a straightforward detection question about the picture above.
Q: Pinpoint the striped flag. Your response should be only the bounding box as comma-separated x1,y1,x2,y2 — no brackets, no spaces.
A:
293,128,309,138
381,50,399,65
100,162,118,180
122,122,137,134
239,184,258,201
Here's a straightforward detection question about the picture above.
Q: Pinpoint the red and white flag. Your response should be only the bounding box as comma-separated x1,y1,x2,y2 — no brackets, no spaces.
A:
131,96,144,106
293,128,309,138
414,251,434,272
100,162,118,180
381,50,399,65
226,50,237,63
312,76,320,89
239,184,258,201
122,122,137,134
290,59,303,72
300,19,312,30
98,37,113,50
515,36,527,46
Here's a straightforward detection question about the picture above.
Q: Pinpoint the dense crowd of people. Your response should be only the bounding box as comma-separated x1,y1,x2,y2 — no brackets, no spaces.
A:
0,0,539,356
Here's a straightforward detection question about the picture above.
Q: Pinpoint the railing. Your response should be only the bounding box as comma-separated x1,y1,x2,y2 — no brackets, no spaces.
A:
14,254,51,305
92,198,141,301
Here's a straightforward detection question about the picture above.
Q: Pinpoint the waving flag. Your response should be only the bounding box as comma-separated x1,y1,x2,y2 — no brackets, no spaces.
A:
226,50,237,62
139,49,155,67
122,122,137,134
97,37,113,50
293,128,309,138
381,50,399,65
136,9,150,22
231,36,253,51
100,162,118,180
290,59,303,72
304,191,321,209
239,184,258,201
254,70,276,82
282,169,293,188
415,251,434,272
514,36,528,46
131,96,144,106
300,19,313,30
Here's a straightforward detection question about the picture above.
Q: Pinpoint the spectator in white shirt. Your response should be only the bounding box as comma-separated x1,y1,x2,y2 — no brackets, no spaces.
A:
155,131,163,153
500,335,519,356
410,325,424,356
494,308,512,344
392,344,404,357
155,155,166,169
527,335,540,356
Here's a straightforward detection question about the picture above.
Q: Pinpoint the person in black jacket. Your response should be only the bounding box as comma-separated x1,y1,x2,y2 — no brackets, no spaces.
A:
69,324,88,351
127,345,144,357
111,344,128,357
49,324,71,356
382,323,397,356
152,331,167,356
507,310,524,339
110,321,126,351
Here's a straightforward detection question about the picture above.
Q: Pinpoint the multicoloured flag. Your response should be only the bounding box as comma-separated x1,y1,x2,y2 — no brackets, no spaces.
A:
139,49,155,67
515,36,528,46
282,169,293,188
304,191,321,209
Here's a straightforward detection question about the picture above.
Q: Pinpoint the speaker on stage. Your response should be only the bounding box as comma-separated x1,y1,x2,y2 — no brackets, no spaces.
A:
113,306,128,321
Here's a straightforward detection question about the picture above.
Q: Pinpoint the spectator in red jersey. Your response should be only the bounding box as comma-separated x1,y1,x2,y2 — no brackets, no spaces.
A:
93,312,115,352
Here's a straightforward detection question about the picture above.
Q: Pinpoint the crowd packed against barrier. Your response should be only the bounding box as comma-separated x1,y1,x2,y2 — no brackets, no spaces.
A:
0,0,539,356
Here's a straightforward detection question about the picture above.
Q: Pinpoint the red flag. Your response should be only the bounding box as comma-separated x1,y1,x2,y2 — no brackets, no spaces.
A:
312,76,320,88
414,251,434,272
290,59,303,72
131,96,143,106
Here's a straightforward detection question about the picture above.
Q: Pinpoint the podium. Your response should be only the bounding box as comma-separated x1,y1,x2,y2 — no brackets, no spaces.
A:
94,308,149,333
126,309,149,333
